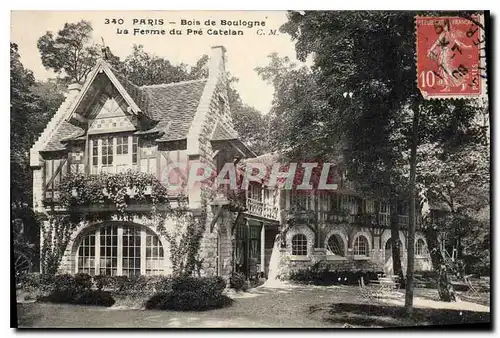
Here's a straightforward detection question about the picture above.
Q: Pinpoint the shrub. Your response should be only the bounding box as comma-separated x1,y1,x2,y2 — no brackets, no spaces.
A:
41,289,115,307
229,272,246,290
74,273,92,291
288,268,381,286
146,276,231,311
20,273,55,291
39,274,115,307
53,274,78,293
92,275,172,296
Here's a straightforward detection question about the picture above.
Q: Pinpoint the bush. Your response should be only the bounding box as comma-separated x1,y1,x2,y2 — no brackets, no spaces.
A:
74,273,92,291
93,275,172,296
20,273,55,291
146,276,231,311
38,274,115,307
41,289,115,307
229,272,246,290
288,268,381,286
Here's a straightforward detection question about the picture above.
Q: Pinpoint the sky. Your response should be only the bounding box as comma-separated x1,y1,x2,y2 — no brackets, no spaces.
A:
10,10,306,114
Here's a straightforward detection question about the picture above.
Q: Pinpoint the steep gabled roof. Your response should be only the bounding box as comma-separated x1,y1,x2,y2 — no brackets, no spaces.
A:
141,79,208,142
41,71,208,150
44,122,85,151
211,120,238,141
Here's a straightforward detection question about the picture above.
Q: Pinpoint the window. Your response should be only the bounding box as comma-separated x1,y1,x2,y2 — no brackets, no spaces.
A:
353,235,369,256
122,226,141,276
77,232,96,275
116,136,129,155
99,225,118,275
292,234,308,255
92,140,98,166
146,232,164,275
101,137,114,167
90,135,139,173
76,224,164,276
132,136,138,164
416,238,426,256
326,234,344,256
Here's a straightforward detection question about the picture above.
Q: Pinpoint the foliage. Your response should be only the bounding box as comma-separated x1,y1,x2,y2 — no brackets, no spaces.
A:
38,273,116,307
11,43,66,269
58,170,171,220
37,21,112,83
163,205,206,277
229,272,246,290
93,274,173,296
275,11,488,307
11,42,53,208
145,276,231,311
40,215,78,275
227,80,271,155
118,44,209,86
288,266,381,286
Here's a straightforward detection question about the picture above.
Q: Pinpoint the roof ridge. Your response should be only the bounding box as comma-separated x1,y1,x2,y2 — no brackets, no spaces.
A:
140,78,208,89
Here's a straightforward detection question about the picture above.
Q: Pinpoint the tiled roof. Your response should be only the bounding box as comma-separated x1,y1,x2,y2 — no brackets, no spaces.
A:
211,120,238,141
42,66,208,150
108,65,151,117
142,79,208,142
43,122,84,152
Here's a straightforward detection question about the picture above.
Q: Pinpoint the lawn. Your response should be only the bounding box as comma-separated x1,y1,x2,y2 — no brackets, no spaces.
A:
15,284,490,328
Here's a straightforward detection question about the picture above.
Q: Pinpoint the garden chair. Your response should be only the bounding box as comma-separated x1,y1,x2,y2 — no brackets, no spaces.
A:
463,274,481,299
358,277,377,303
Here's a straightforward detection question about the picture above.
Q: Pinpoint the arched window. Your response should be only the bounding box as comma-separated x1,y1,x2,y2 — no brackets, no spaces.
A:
76,223,164,276
416,238,426,256
292,234,308,255
353,235,369,256
326,234,345,256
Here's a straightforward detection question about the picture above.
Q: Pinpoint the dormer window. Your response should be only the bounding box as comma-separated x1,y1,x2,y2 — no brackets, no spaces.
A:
90,134,138,174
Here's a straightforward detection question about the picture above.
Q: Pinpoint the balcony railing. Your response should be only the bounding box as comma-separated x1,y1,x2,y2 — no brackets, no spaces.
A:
246,198,279,220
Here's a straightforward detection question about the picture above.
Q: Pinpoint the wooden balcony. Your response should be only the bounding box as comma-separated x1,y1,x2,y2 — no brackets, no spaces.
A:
245,198,279,221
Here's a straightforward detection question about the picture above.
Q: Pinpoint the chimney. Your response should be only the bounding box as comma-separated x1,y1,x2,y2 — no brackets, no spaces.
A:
208,45,227,79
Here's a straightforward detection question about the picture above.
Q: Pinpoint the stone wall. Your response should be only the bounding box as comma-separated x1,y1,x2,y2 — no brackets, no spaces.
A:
192,46,236,282
278,224,432,276
55,216,171,275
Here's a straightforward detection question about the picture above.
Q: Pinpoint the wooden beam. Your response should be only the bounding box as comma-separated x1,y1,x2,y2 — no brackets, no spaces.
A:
209,205,224,233
43,158,67,193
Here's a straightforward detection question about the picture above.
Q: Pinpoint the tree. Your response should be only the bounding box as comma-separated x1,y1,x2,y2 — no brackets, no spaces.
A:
37,21,102,83
119,44,207,86
227,79,271,155
11,42,64,269
278,11,486,313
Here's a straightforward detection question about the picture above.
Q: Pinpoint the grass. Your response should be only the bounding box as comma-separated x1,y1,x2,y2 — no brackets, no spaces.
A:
15,285,491,328
309,302,490,327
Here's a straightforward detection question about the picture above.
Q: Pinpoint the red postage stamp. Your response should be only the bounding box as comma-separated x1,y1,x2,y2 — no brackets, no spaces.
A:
416,15,486,99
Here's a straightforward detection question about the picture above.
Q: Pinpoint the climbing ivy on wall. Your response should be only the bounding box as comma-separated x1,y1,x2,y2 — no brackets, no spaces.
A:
40,215,77,275
41,170,208,276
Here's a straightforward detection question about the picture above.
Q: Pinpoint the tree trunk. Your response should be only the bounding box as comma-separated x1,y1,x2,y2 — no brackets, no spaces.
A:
389,197,403,282
424,225,457,302
404,108,419,315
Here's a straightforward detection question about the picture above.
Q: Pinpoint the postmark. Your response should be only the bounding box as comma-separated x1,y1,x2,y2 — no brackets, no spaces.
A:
416,14,486,99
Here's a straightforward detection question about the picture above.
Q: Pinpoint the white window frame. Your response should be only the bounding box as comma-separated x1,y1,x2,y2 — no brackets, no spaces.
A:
90,134,138,174
353,235,370,257
75,224,165,276
415,238,427,257
291,233,308,256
